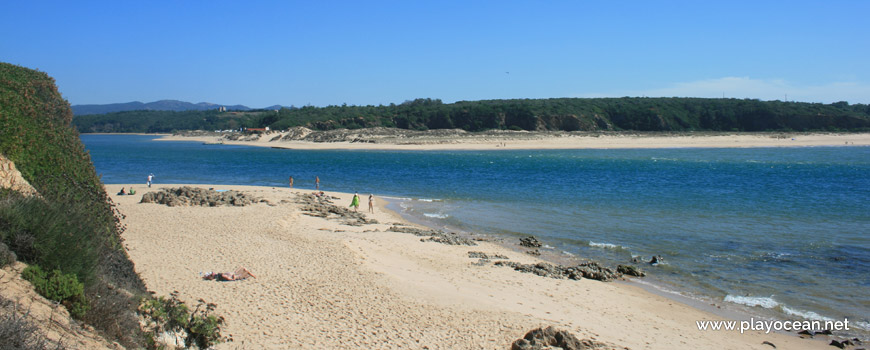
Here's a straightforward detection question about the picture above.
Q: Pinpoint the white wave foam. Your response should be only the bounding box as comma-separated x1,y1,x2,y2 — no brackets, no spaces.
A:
589,241,624,249
423,213,448,219
781,306,835,323
854,321,870,331
416,198,440,202
724,295,779,309
543,244,554,249
561,251,575,256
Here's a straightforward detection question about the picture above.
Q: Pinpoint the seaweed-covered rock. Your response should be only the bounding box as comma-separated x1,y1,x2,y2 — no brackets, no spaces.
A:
387,226,440,236
388,226,477,246
519,236,543,248
495,260,620,282
140,187,262,207
421,231,477,246
565,262,620,281
512,326,615,350
617,264,645,277
467,251,509,260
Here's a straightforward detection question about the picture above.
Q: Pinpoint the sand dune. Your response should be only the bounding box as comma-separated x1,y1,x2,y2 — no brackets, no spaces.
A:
111,184,830,349
157,131,870,151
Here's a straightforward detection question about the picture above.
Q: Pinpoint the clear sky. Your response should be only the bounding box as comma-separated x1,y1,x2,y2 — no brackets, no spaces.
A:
2,1,868,107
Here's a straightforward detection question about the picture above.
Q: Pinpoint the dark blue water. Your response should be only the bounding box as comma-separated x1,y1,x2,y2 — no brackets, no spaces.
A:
82,134,870,331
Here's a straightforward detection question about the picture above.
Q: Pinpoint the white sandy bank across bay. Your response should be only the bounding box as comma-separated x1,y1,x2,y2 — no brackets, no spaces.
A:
156,131,870,150
110,184,830,349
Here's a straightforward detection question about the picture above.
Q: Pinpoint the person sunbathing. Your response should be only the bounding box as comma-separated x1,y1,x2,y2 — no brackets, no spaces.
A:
202,267,256,281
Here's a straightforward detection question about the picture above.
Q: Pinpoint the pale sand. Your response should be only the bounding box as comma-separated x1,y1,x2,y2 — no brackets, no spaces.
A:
157,132,870,151
111,184,830,349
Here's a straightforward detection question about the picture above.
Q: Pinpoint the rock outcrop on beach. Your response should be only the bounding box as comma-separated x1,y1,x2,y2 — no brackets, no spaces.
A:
617,264,646,277
387,226,477,246
296,193,378,226
467,251,509,260
519,236,543,248
140,187,263,207
494,260,621,282
511,326,619,350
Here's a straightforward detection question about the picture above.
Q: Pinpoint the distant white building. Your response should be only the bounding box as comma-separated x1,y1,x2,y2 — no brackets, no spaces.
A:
218,106,227,112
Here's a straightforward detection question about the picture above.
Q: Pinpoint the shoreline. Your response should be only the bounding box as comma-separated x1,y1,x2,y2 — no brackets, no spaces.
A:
150,131,870,150
109,183,834,349
382,195,827,339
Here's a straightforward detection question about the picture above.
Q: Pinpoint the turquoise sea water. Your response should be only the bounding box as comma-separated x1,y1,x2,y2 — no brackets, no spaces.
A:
81,134,870,333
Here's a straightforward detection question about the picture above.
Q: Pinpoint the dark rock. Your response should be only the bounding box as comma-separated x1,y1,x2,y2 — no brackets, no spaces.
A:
617,265,646,277
467,251,509,260
519,236,543,248
387,226,439,236
525,249,541,256
420,232,477,246
566,261,620,281
511,326,614,350
797,330,813,338
140,186,260,207
495,260,619,282
389,226,476,246
649,255,664,265
816,330,833,336
830,340,846,349
762,340,776,348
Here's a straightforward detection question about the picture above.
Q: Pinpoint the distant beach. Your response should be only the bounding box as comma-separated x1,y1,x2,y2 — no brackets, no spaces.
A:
109,184,834,349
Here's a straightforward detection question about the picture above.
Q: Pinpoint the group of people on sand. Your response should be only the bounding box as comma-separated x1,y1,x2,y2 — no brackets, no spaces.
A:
116,187,136,195
350,192,375,213
290,175,375,213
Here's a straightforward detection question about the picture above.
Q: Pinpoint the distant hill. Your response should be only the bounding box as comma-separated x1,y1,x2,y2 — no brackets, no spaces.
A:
71,99,253,115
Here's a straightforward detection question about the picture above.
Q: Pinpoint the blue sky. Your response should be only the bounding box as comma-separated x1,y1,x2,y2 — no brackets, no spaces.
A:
2,1,868,107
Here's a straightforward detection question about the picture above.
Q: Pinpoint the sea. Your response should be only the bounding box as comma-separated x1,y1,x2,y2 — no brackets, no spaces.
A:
81,134,870,336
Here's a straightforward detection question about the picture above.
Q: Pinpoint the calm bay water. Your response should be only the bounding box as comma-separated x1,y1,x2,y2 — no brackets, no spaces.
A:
82,134,870,332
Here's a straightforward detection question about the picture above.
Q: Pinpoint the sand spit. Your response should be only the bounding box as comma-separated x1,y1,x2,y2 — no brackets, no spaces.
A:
156,128,870,150
111,184,831,349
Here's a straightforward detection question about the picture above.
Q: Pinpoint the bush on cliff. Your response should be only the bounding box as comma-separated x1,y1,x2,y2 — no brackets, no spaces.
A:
21,265,88,319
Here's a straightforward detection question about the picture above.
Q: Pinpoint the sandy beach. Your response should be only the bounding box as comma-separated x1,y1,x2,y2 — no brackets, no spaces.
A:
156,131,870,151
110,184,834,349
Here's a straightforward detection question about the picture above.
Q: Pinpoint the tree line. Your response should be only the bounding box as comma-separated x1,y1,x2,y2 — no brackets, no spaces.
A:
73,97,870,133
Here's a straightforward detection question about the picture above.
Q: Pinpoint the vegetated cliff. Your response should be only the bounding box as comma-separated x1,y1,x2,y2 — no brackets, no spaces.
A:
0,62,147,347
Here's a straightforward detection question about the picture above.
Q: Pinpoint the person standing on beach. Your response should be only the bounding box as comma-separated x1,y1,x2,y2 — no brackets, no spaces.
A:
350,192,360,211
368,194,375,213
315,176,320,190
289,176,294,188
146,173,154,188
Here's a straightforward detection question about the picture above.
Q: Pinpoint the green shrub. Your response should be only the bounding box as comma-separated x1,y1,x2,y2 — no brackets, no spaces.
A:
0,194,99,285
139,291,230,349
21,265,88,319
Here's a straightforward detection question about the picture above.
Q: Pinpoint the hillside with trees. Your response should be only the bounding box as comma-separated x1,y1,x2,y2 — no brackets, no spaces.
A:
73,97,870,134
